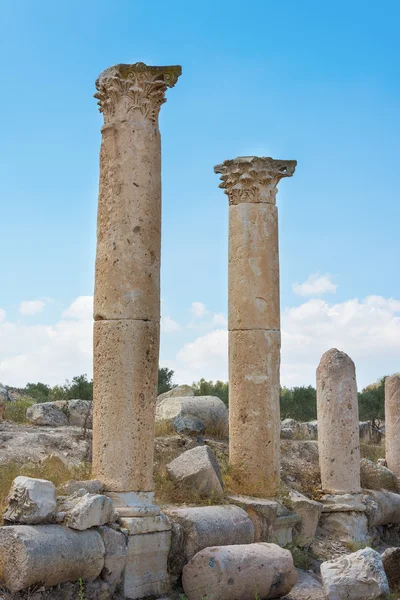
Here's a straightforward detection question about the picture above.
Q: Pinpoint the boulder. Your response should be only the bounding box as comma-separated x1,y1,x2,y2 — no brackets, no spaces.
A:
98,526,128,592
157,385,195,403
173,414,205,436
0,524,105,592
319,512,369,544
66,399,93,428
182,543,298,600
65,494,115,530
0,385,13,403
166,446,223,498
359,421,373,442
156,395,228,436
3,476,56,524
227,494,278,542
382,547,400,592
289,490,322,547
361,458,399,492
165,505,254,562
280,427,294,439
57,479,103,496
320,547,389,600
27,402,68,427
364,490,400,526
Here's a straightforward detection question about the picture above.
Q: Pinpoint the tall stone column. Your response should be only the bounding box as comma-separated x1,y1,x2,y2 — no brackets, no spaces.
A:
317,348,367,542
385,374,400,477
214,156,296,495
92,63,181,508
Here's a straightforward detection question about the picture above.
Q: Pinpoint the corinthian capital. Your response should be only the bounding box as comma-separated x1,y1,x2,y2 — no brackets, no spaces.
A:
214,156,297,205
94,62,182,126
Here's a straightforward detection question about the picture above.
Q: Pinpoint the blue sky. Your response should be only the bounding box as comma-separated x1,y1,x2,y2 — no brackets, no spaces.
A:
1,0,399,388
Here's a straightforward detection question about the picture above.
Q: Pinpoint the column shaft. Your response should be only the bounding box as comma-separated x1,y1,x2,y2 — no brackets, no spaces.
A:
317,348,361,494
385,374,400,477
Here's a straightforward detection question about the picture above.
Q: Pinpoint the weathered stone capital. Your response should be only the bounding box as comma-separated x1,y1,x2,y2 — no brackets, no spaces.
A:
214,156,297,205
94,62,182,126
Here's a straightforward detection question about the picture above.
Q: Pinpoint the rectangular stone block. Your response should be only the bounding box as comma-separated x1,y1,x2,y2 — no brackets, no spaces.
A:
124,530,171,599
94,121,161,321
93,319,159,492
229,329,281,494
228,203,279,330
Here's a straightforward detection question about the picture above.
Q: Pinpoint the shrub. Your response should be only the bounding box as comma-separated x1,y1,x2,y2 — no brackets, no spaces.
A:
5,399,34,423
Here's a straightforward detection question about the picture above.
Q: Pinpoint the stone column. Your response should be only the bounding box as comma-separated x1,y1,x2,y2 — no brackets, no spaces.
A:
214,156,296,495
385,374,400,477
92,63,181,508
317,348,367,542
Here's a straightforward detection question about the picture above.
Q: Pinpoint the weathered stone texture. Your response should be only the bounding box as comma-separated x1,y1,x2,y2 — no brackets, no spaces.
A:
92,319,159,491
156,395,228,435
317,348,361,494
229,329,281,493
182,543,298,600
64,493,115,530
166,446,223,497
3,476,56,525
382,547,400,592
0,525,104,592
385,374,400,477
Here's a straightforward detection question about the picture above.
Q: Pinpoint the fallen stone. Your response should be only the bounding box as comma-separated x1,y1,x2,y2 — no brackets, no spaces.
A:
66,399,93,428
227,494,278,541
280,427,293,439
124,529,171,599
157,385,195,403
182,543,298,600
65,493,115,530
57,479,103,496
98,526,127,592
173,414,205,436
289,490,322,547
166,445,223,498
156,395,228,436
382,547,400,592
321,547,389,600
0,524,105,592
361,458,399,492
165,505,254,562
3,476,56,524
283,569,324,600
27,402,68,427
319,512,369,544
364,489,400,526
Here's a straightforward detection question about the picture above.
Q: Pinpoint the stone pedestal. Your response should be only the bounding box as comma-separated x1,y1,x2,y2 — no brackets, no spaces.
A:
92,62,181,598
317,349,367,542
214,156,296,495
385,374,400,477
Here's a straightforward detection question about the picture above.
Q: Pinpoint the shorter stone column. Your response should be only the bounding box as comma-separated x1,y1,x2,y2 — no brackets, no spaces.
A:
385,374,400,477
317,348,367,542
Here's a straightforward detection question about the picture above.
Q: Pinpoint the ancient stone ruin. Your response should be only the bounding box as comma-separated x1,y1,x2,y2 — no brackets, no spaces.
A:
0,60,400,600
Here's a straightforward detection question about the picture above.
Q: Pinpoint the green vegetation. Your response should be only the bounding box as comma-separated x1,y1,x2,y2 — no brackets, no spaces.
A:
158,367,175,395
280,385,317,421
193,378,229,407
358,376,386,425
5,398,34,423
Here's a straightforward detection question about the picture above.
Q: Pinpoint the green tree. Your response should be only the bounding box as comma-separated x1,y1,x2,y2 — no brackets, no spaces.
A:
358,377,386,425
192,379,229,407
65,374,93,400
24,382,51,403
158,367,175,395
280,385,317,421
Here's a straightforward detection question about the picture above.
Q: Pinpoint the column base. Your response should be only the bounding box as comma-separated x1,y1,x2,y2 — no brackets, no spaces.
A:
320,493,366,513
319,493,368,544
119,513,171,600
106,491,160,517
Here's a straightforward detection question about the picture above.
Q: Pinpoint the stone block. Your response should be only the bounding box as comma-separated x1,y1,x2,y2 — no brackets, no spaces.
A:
166,446,223,498
364,489,400,526
321,547,389,600
66,399,93,428
289,490,322,547
0,524,104,592
156,395,228,436
227,494,278,542
3,476,56,524
382,547,400,592
124,530,171,600
119,513,170,535
173,414,205,436
228,203,279,330
93,319,159,491
58,479,103,496
65,493,115,530
157,385,194,403
319,512,369,544
98,526,128,592
165,505,254,562
26,403,68,427
361,458,399,492
229,329,280,493
182,543,298,600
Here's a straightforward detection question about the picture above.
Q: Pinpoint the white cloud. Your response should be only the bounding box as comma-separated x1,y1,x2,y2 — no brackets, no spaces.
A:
161,316,182,333
0,308,5,323
19,300,46,315
292,273,337,297
211,313,228,327
190,302,209,319
62,296,93,320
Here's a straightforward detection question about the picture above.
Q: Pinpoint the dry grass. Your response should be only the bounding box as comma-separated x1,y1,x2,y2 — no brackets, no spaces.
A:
154,464,225,506
154,420,175,437
360,440,385,463
5,399,34,424
0,456,91,520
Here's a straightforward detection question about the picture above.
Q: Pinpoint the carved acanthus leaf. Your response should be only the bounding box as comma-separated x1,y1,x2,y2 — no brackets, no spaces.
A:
94,62,182,125
214,156,297,205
